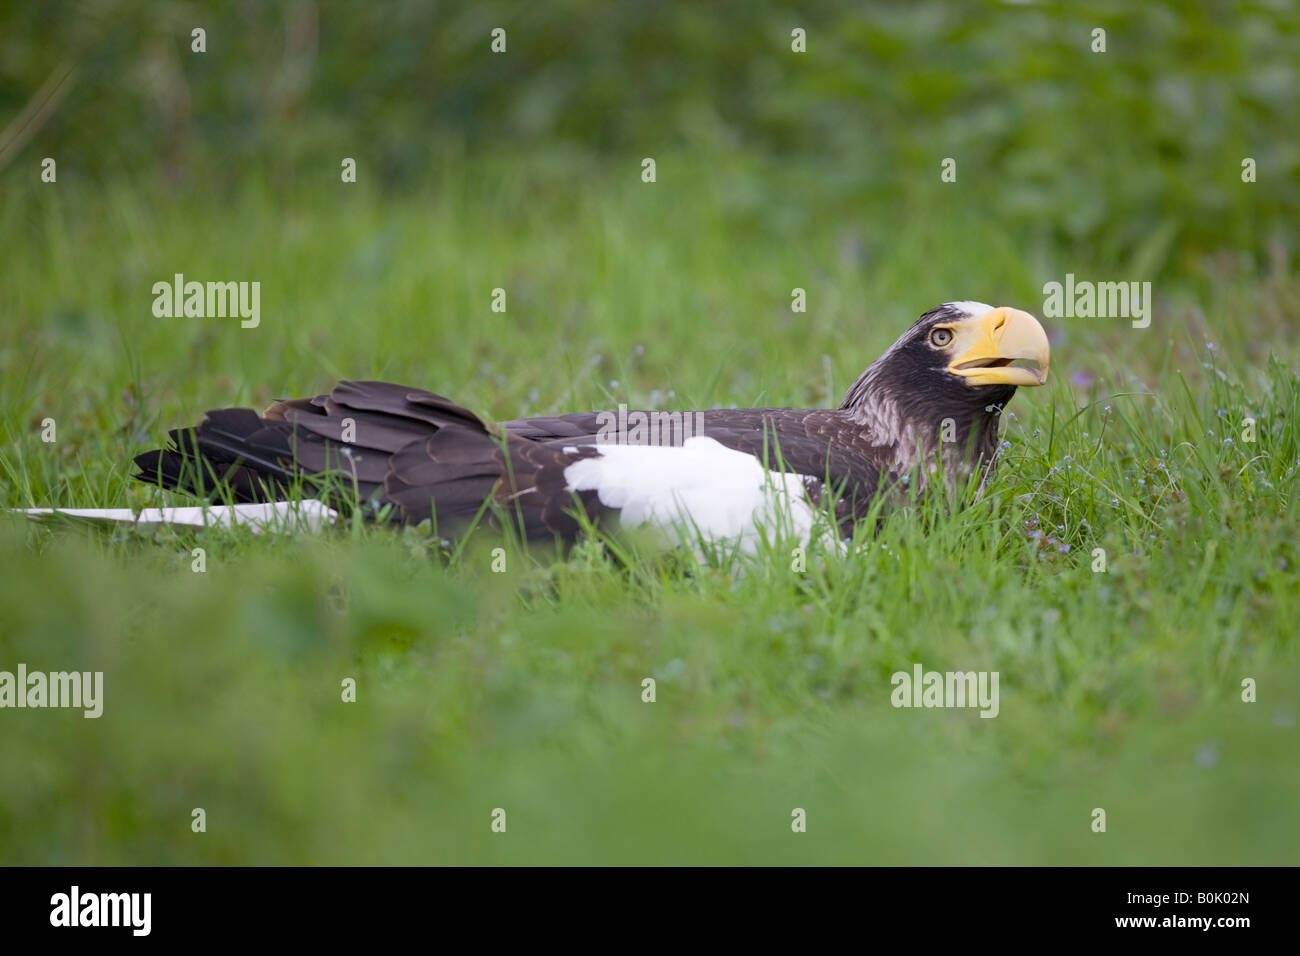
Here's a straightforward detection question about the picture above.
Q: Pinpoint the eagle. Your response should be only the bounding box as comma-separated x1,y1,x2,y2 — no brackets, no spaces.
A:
122,301,1049,548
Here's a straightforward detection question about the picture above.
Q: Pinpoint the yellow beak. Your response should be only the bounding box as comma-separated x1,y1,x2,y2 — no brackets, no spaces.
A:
945,307,1050,387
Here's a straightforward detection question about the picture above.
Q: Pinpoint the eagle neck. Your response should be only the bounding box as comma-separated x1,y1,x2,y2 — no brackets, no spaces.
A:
839,365,935,476
839,364,1004,485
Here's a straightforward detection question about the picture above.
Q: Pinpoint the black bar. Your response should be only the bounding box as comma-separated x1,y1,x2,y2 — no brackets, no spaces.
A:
0,866,1281,942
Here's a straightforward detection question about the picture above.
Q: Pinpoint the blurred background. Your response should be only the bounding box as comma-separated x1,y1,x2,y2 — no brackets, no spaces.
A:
5,0,1297,259
3,0,1297,417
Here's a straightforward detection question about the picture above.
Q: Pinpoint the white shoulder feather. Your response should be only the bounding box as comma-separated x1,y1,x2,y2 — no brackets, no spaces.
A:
563,436,825,554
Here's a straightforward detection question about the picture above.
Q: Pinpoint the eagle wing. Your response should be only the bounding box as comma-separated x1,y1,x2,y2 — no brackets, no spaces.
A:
135,381,604,540
134,382,892,542
503,406,892,529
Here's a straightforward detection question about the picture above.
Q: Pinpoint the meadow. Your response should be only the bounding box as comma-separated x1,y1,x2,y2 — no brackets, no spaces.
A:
1,1,1298,864
1,153,1296,863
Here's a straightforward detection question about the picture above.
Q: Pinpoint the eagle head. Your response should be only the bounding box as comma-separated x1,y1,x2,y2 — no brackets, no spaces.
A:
841,301,1051,480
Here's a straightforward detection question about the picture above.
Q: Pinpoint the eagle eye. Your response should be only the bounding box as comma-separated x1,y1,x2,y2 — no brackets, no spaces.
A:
929,327,954,348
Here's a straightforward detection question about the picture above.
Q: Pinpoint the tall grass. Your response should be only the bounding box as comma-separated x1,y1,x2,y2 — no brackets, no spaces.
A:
0,157,1296,863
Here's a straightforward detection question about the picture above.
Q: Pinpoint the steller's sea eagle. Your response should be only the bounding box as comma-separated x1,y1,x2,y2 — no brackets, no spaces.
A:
121,302,1049,547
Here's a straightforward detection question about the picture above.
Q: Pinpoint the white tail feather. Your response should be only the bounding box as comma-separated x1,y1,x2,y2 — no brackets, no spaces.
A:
17,500,337,533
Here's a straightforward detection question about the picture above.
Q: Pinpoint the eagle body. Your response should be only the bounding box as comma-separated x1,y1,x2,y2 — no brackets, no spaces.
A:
131,303,1050,547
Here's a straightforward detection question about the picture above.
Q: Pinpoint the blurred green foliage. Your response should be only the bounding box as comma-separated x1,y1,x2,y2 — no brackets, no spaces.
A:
3,0,1297,274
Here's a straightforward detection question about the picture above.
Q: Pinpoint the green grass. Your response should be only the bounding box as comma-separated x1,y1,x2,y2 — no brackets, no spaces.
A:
1,155,1297,864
